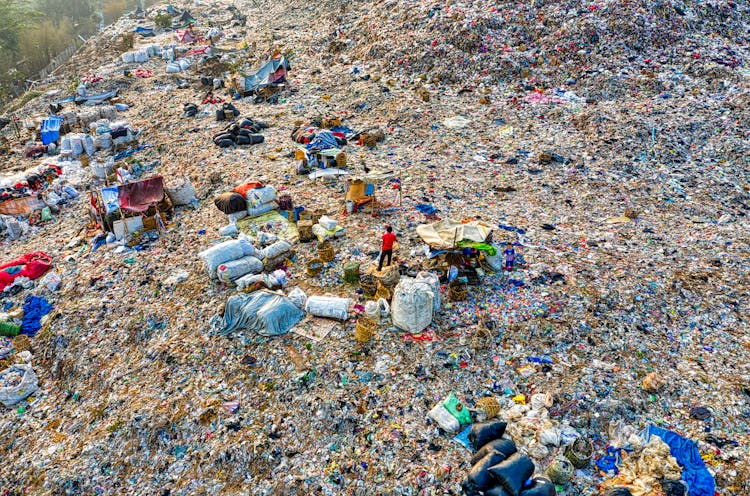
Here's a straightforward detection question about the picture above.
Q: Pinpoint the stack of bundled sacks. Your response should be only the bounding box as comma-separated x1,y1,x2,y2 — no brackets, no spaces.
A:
89,120,138,151
212,118,267,148
311,215,345,241
214,182,279,230
462,420,555,496
198,233,293,286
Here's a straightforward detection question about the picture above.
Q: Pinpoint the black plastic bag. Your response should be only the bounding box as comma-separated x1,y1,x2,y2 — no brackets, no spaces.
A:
214,192,246,214
469,420,507,450
461,450,509,495
471,438,517,465
519,477,555,496
487,453,535,496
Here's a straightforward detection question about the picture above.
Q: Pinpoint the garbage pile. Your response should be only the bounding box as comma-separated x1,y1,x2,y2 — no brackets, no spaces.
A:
0,0,747,494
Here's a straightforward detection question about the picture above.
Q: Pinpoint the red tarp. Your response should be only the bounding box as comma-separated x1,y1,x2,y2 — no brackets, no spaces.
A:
0,252,52,291
118,176,164,213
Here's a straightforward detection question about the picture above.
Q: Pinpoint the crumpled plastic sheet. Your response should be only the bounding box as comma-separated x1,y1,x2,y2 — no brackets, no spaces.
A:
211,290,304,337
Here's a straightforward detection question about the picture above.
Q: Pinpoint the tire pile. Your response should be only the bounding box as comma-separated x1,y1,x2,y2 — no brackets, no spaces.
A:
213,118,268,148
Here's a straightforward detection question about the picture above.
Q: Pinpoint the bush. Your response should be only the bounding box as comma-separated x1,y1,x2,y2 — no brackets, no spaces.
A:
154,13,171,28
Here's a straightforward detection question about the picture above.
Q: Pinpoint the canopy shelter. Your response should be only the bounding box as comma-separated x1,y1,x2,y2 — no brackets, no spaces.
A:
237,55,290,96
417,219,493,251
344,171,400,214
94,176,170,237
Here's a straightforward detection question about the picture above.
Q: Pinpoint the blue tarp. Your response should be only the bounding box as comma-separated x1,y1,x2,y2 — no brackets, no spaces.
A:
134,26,155,36
642,425,715,496
242,56,289,93
214,291,304,337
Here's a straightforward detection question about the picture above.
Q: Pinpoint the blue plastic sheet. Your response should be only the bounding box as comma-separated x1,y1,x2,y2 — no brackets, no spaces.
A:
215,291,304,337
642,425,715,496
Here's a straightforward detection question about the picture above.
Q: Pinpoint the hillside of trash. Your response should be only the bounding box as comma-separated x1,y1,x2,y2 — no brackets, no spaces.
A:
0,0,748,495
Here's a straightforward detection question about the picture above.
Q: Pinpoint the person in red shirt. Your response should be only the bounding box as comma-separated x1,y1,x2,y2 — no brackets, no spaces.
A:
378,226,397,271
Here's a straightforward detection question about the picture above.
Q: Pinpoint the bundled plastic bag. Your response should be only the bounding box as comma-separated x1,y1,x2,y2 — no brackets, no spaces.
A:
216,256,263,283
247,202,275,217
391,278,434,333
288,287,307,309
199,236,255,278
318,215,338,231
471,438,517,465
259,240,291,261
469,420,508,450
247,186,277,208
305,296,350,321
462,450,509,496
214,192,247,214
0,364,38,408
364,298,390,323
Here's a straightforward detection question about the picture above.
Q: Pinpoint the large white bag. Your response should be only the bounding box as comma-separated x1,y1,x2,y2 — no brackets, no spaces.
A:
391,278,434,333
258,240,291,261
305,296,350,321
483,243,504,271
416,271,441,312
247,186,277,207
217,256,263,283
198,235,255,278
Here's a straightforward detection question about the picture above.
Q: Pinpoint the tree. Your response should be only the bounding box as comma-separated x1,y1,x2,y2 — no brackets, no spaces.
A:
0,0,42,53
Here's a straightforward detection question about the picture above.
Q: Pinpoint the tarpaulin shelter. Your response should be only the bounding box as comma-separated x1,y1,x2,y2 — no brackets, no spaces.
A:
175,28,198,43
239,55,290,95
118,176,165,213
95,176,168,235
417,219,493,251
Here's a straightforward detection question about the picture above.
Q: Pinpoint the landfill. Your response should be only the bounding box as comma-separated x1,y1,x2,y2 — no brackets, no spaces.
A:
0,0,748,495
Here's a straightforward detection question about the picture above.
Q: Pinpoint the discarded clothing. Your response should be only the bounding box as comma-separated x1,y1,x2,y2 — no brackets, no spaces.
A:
22,296,53,337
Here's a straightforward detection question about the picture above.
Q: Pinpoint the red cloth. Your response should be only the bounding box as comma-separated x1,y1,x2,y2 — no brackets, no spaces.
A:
381,232,397,250
0,252,53,291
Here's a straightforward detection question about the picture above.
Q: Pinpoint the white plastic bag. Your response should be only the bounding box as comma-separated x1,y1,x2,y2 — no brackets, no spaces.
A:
288,287,307,309
260,240,291,261
318,215,338,231
0,364,38,408
484,244,504,271
305,296,350,321
199,240,246,278
391,278,434,333
247,186,277,207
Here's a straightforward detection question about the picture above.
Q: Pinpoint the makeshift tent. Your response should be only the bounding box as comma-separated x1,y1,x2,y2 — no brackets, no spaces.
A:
239,56,290,95
174,28,198,43
417,219,493,251
133,26,155,37
213,290,304,337
95,176,169,235
119,176,165,212
343,171,399,214
0,252,52,292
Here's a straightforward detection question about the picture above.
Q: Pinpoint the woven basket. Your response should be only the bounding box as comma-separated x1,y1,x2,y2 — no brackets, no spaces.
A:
475,397,501,418
306,259,324,277
471,326,494,350
375,283,391,301
354,317,377,343
13,335,31,352
377,266,400,289
565,437,593,468
298,220,314,242
360,274,377,297
317,242,335,262
449,281,468,301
